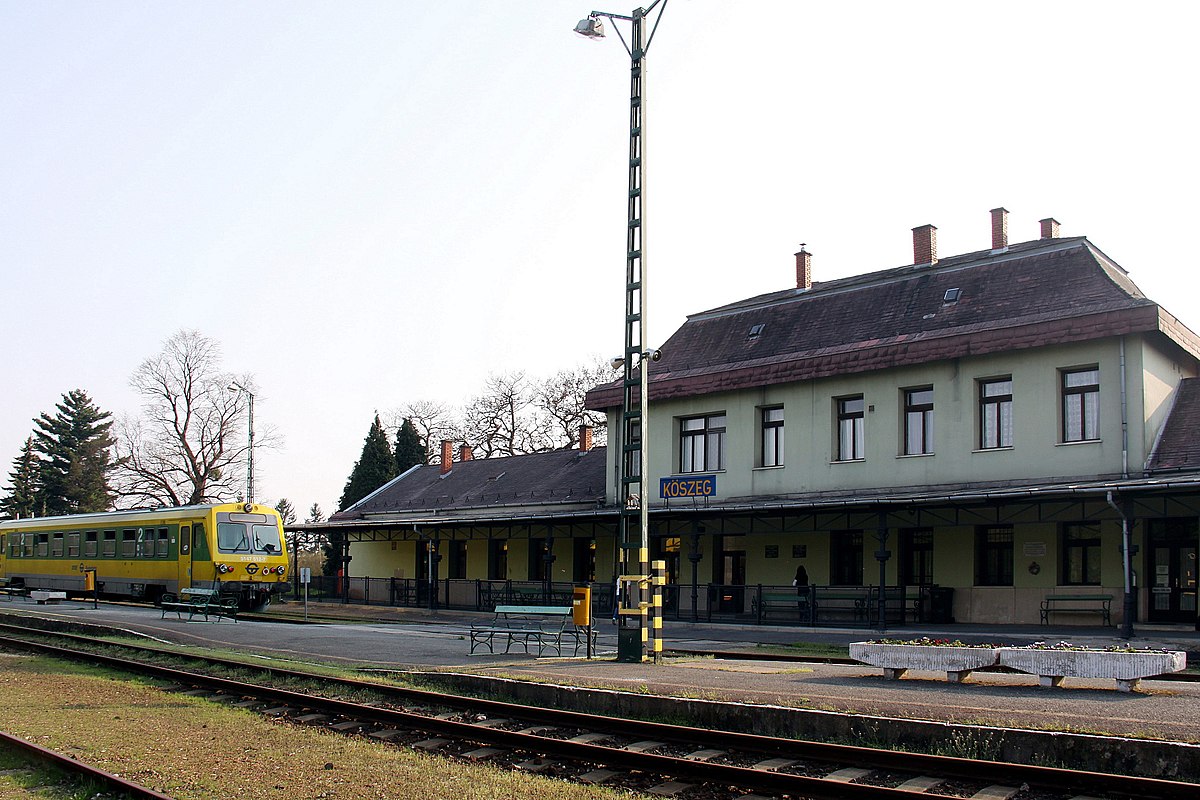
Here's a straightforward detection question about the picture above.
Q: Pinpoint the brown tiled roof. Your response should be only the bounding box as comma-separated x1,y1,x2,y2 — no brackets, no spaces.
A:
1147,378,1200,473
587,237,1200,409
329,446,607,520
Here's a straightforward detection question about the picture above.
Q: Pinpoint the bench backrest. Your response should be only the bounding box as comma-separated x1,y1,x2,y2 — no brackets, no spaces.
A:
1044,594,1113,602
494,605,570,616
181,588,219,598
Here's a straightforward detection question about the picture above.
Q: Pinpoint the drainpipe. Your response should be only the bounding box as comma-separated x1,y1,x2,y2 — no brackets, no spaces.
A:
1106,491,1135,639
1119,336,1129,479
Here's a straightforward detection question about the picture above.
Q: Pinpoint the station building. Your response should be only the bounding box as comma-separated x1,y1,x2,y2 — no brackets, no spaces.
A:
308,210,1200,628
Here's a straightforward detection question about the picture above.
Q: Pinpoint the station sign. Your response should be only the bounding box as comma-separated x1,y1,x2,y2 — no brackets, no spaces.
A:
659,474,716,499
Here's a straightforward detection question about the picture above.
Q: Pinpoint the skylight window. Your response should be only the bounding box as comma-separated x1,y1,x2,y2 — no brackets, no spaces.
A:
943,288,962,304
748,323,766,339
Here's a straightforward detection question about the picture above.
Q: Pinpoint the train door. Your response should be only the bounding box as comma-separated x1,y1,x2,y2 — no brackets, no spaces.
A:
0,533,6,579
178,524,192,590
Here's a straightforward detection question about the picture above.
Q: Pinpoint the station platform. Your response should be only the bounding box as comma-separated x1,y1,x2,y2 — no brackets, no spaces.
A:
4,597,1199,747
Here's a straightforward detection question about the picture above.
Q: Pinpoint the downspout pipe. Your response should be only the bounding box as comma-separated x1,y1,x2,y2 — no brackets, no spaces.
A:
1106,491,1135,639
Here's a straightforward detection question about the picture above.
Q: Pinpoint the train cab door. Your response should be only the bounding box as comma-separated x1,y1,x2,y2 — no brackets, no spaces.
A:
178,524,192,590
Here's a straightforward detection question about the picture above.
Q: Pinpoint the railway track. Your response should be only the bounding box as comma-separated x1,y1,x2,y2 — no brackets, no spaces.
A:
0,625,1195,800
0,728,173,800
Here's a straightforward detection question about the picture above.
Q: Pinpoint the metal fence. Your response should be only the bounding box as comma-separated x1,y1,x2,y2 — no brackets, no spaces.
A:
283,575,947,628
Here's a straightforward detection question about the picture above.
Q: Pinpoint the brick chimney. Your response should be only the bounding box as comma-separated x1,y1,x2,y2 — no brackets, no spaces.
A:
440,439,453,474
794,246,812,290
459,444,473,462
1040,217,1060,239
990,207,1009,251
912,224,938,266
579,425,593,452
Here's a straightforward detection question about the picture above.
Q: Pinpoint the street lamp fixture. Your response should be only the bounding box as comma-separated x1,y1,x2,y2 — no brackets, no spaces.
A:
576,0,669,664
227,381,255,505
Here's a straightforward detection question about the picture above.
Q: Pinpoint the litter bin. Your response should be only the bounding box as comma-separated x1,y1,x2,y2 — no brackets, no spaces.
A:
928,587,955,624
617,626,643,663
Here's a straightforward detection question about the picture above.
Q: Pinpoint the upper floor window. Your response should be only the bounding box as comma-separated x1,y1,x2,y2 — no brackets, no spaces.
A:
1062,367,1099,442
760,406,784,467
979,377,1013,449
680,414,726,473
623,418,642,478
903,387,934,455
835,396,865,461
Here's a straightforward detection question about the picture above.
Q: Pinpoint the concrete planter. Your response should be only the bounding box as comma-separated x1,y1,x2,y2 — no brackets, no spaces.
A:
850,642,1000,683
998,647,1186,692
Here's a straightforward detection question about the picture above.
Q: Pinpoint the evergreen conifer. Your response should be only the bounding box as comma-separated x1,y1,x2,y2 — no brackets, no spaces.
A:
394,417,424,474
32,390,114,515
1,437,41,518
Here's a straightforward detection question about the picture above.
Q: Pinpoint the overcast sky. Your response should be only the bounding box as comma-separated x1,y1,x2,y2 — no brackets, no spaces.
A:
3,1,1199,516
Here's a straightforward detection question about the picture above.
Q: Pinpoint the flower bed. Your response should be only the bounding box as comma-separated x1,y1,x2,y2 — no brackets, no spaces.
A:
999,644,1186,692
849,640,1000,683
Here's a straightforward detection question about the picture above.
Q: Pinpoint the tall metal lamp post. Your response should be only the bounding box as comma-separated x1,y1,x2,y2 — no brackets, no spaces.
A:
227,381,255,504
576,0,669,663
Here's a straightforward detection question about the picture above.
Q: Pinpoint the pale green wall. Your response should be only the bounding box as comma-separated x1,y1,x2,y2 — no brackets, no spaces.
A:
610,338,1189,504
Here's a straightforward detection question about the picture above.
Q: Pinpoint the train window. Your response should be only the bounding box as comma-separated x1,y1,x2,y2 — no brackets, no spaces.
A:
23,533,33,557
102,531,116,558
84,531,98,558
156,528,170,558
180,526,191,555
252,524,283,555
36,534,49,558
120,529,136,558
67,532,80,557
51,532,64,557
218,522,250,552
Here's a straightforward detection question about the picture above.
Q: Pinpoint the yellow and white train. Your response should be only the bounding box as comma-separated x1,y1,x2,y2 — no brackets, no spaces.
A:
0,503,289,610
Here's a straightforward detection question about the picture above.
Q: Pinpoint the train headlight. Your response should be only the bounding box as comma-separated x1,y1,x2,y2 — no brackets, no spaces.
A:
216,563,231,574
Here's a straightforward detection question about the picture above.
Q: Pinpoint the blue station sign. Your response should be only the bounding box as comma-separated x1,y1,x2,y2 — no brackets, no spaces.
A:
659,474,717,499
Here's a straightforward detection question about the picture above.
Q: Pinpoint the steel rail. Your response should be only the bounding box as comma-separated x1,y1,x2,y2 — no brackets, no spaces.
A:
0,729,175,800
1,629,1195,800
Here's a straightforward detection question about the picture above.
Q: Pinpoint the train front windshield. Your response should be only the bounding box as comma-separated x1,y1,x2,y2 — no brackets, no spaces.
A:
216,513,283,555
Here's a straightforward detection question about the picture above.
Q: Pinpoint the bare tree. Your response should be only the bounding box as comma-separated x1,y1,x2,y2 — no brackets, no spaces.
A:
533,358,610,449
113,329,264,507
387,400,460,465
461,371,549,458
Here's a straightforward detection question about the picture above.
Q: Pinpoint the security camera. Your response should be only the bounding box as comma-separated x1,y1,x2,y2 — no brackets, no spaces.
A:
649,348,662,362
610,356,626,370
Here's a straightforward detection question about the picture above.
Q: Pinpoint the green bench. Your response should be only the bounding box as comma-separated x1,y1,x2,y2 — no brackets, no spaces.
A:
1040,593,1113,626
470,605,588,657
754,591,813,624
161,588,239,623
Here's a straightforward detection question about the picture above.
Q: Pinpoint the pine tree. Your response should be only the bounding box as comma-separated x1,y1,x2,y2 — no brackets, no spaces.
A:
274,498,297,525
1,437,41,518
338,414,397,511
33,390,114,515
394,417,425,474
327,415,397,575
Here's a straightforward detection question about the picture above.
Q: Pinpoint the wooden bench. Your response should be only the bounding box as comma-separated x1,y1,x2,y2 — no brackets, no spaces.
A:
1040,593,1113,626
754,591,814,624
30,590,66,605
161,588,239,623
470,605,586,657
814,590,870,624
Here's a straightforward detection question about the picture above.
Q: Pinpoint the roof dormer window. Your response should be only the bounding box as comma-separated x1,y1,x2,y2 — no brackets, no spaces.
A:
943,288,962,305
748,323,766,339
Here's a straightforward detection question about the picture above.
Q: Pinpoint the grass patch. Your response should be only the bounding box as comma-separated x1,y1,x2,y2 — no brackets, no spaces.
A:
0,654,645,800
759,641,851,659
